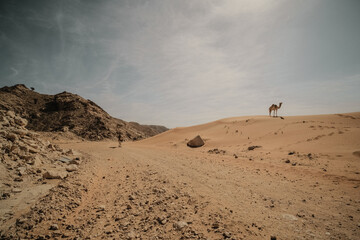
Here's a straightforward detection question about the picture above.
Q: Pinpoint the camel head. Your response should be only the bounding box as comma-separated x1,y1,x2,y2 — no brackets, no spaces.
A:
279,102,283,108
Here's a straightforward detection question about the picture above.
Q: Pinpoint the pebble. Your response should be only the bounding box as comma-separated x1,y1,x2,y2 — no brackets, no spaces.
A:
43,170,68,179
97,205,106,211
173,221,188,230
49,224,59,230
66,164,78,172
212,222,220,229
282,214,298,221
12,188,22,193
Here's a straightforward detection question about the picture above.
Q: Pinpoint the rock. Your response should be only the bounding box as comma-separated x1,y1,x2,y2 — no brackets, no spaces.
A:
66,149,73,155
282,214,298,221
285,159,290,163
270,236,277,240
212,222,220,229
14,116,27,127
248,145,261,151
173,221,188,230
54,144,62,151
208,148,226,154
16,218,27,225
157,215,167,225
12,188,22,193
66,164,78,172
28,146,39,154
59,156,71,163
6,110,15,118
48,144,56,151
1,193,11,200
27,156,42,166
49,224,59,230
0,85,168,141
10,145,20,154
69,159,80,165
17,167,27,176
187,135,205,148
97,205,106,211
13,177,23,182
43,170,68,179
223,232,232,238
13,129,28,137
6,133,18,142
353,151,360,158
127,231,137,239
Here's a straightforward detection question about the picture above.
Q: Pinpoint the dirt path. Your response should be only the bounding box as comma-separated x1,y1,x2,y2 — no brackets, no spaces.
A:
2,140,359,239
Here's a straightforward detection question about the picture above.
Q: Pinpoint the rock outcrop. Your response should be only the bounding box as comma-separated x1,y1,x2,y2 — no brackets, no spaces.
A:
0,110,81,206
0,84,168,141
0,110,63,170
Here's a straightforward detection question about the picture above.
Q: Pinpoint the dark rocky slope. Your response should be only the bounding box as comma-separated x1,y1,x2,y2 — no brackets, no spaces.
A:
0,84,168,141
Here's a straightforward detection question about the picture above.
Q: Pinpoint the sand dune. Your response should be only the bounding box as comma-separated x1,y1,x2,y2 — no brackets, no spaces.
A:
140,113,360,171
2,112,360,239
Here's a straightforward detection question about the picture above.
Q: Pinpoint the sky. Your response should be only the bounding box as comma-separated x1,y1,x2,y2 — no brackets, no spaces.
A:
1,0,359,128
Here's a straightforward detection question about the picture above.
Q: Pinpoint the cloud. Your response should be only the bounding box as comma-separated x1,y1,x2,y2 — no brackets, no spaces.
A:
1,0,359,128
9,67,19,77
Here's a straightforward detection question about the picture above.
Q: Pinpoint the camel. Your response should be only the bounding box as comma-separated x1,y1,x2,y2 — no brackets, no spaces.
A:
269,102,282,117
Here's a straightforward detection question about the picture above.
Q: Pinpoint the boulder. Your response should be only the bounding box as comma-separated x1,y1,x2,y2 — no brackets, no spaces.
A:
187,135,204,148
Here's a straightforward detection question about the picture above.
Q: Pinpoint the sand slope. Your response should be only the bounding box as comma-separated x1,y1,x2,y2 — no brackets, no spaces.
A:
2,113,360,239
140,113,360,177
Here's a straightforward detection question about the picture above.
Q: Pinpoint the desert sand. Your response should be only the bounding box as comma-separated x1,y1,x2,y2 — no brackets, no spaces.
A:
1,113,360,239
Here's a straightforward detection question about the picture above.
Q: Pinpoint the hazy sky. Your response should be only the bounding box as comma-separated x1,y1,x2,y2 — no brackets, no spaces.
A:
1,0,359,128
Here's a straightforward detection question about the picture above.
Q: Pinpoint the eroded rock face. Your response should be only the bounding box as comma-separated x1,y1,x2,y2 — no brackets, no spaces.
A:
0,110,81,207
0,110,62,169
0,84,168,141
187,135,205,148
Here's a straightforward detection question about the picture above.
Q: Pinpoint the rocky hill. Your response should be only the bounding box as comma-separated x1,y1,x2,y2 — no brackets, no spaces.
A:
0,84,168,141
